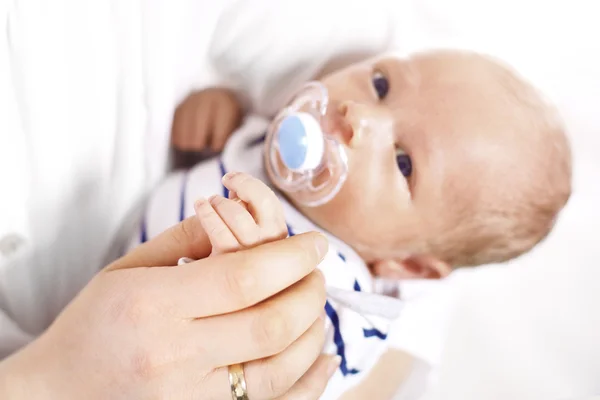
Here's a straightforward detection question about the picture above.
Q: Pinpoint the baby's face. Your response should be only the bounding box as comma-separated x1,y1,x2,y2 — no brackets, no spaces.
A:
274,52,536,276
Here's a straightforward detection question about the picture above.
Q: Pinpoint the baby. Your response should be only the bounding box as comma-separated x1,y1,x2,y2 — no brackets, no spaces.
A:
129,50,571,398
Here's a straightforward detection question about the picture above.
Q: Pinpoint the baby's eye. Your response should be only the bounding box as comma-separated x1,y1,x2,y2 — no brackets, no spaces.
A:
396,149,412,177
372,71,389,100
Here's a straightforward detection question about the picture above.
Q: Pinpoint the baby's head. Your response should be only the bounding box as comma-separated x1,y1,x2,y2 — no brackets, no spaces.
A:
267,50,571,278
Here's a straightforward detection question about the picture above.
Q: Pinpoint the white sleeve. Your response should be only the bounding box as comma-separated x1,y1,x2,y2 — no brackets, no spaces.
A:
0,311,33,360
208,0,395,116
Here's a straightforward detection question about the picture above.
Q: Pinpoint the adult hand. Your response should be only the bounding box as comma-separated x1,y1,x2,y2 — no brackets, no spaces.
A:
0,215,334,399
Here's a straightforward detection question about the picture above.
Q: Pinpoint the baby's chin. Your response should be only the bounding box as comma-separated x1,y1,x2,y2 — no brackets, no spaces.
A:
346,232,425,262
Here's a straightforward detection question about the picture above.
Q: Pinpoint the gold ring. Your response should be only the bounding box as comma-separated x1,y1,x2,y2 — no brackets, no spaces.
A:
228,363,249,400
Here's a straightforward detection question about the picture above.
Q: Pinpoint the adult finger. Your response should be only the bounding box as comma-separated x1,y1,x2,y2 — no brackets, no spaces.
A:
125,232,328,317
275,354,341,400
244,318,325,399
107,215,212,270
199,316,327,400
192,269,326,366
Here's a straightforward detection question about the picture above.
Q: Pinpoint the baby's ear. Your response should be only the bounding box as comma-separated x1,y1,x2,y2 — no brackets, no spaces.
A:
372,255,451,280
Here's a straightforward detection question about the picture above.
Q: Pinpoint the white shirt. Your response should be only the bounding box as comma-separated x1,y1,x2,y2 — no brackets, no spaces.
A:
0,0,230,357
0,0,154,357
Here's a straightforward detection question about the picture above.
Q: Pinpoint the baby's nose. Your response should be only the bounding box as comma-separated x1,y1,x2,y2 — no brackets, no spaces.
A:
333,101,395,148
322,102,354,145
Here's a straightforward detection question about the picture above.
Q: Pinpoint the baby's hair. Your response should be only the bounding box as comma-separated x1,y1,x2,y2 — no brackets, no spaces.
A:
421,52,572,267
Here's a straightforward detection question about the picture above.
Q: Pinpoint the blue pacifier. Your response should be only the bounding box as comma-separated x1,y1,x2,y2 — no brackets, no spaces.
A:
265,81,349,207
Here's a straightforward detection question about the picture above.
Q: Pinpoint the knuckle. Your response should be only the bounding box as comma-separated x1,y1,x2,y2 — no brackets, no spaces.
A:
206,221,229,240
236,228,261,248
171,217,196,248
231,208,252,226
130,347,161,381
259,226,288,246
254,308,289,353
224,266,256,307
262,365,290,398
276,228,289,241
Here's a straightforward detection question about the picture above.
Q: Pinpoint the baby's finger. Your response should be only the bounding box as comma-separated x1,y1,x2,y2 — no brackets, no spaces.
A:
194,197,239,255
209,92,243,151
227,190,249,212
222,172,287,240
191,102,212,150
210,108,238,152
172,101,194,150
228,189,239,201
209,195,261,248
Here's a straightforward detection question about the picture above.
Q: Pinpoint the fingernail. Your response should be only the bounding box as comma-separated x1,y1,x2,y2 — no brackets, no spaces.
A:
315,234,329,260
208,195,218,205
194,198,207,210
327,355,342,377
222,172,238,182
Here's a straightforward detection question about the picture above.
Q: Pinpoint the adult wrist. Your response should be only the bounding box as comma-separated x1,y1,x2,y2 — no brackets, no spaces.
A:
0,335,69,399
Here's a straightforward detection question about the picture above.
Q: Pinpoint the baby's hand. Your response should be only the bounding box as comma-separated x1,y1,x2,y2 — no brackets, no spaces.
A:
194,172,288,255
171,87,243,152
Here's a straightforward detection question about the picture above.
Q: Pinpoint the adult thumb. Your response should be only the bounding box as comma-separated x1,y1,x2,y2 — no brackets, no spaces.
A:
107,215,211,271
